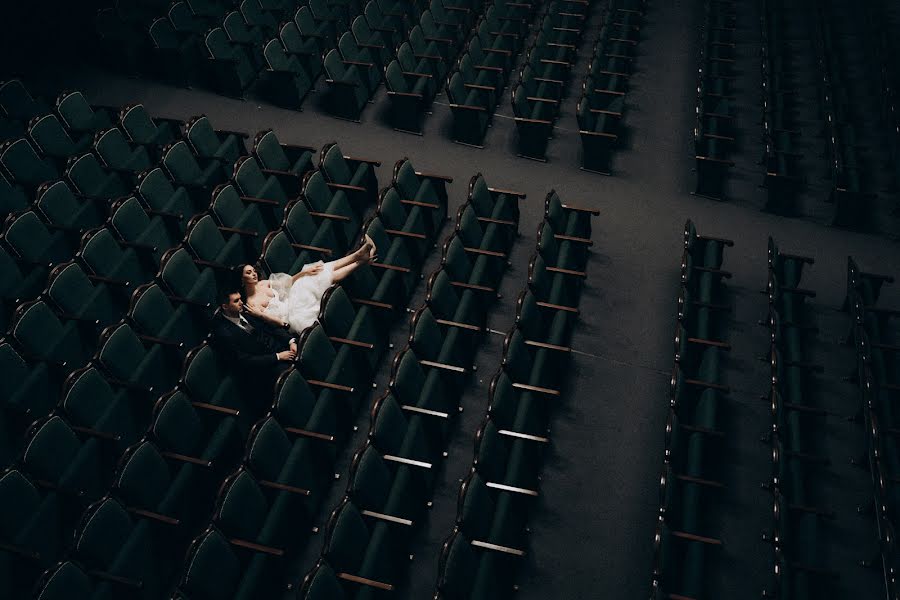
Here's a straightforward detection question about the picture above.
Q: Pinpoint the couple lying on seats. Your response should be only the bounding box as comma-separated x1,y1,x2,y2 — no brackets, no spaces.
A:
213,236,377,380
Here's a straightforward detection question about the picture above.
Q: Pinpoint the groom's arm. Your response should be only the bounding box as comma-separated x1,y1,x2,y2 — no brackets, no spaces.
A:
214,321,279,368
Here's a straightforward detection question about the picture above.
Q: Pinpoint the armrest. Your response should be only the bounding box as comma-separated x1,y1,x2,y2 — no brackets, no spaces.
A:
420,358,467,374
401,404,450,418
337,573,394,591
342,59,375,68
259,479,312,495
385,228,427,239
686,336,731,349
350,297,394,310
86,274,131,287
137,334,184,349
683,378,730,393
695,233,735,246
465,83,496,91
308,210,352,222
369,262,411,273
228,538,285,557
343,154,382,166
476,217,518,227
329,336,375,349
307,379,354,393
283,426,336,442
511,382,560,396
326,182,367,192
261,168,299,178
470,539,526,556
485,481,539,496
403,70,432,78
160,450,213,468
498,428,550,443
71,424,121,442
523,339,570,352
488,186,526,198
449,103,488,112
383,454,432,469
554,233,592,245
218,226,258,237
434,318,481,333
240,195,280,206
361,509,414,526
669,530,722,545
191,401,240,416
126,506,181,526
546,265,586,278
147,209,184,222
675,473,725,488
690,265,731,278
561,202,599,215
536,300,579,314
401,199,440,209
450,280,496,293
463,246,506,258
415,170,453,182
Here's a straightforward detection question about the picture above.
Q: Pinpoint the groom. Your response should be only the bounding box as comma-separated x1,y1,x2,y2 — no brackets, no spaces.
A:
212,289,297,390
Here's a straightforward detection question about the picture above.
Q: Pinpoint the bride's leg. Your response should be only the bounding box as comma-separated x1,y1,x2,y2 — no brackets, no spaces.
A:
325,238,373,271
331,261,364,283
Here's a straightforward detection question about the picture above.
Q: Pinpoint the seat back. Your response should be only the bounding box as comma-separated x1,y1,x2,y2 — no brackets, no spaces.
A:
3,209,58,262
384,59,409,93
163,140,203,184
28,113,77,159
179,528,241,599
253,130,290,171
0,138,56,187
119,103,163,145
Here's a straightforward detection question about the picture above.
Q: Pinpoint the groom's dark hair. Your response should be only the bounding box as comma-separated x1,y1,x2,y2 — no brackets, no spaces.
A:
218,287,241,308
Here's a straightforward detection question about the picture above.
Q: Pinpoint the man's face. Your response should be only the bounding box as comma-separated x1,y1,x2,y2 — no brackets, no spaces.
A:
222,292,243,317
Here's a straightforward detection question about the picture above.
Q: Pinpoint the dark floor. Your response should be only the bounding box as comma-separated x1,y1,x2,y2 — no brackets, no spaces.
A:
23,0,900,598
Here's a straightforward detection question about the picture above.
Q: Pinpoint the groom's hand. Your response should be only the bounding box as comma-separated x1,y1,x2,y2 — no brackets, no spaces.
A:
276,350,296,362
289,340,298,354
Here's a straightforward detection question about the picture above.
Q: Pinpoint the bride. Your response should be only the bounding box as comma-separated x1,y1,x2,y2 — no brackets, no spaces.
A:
241,236,377,335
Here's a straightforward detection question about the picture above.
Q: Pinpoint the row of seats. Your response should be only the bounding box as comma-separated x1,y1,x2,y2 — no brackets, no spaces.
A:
297,173,524,597
759,0,805,215
763,237,835,598
575,0,642,174
651,219,734,599
811,2,875,229
381,0,485,132
693,0,736,200
100,0,325,107
432,190,597,599
446,0,538,147
511,0,594,160
864,1,900,200
847,257,900,598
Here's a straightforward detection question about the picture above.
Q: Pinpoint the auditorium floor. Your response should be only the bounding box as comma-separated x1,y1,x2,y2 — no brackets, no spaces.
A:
28,0,900,597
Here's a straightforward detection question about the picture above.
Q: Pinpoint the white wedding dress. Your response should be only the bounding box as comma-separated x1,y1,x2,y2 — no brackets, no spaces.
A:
263,261,335,335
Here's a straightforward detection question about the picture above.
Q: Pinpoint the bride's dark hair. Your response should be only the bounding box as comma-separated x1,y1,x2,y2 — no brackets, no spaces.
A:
236,263,265,301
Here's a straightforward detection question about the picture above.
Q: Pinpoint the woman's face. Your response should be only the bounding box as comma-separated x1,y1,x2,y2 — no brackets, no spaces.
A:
242,265,258,287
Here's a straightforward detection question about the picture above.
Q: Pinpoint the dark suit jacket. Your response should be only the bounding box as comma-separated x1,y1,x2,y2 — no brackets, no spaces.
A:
212,312,294,371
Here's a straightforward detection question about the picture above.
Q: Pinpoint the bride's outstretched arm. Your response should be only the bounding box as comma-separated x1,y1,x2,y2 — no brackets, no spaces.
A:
244,304,289,329
291,263,323,284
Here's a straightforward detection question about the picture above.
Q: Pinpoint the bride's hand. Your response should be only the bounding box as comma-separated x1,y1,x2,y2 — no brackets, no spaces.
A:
243,304,263,318
303,263,324,276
